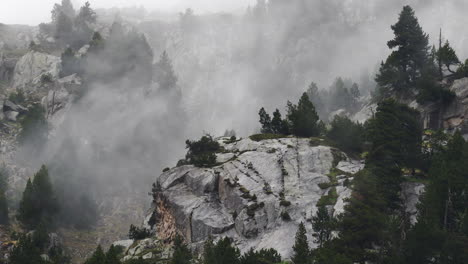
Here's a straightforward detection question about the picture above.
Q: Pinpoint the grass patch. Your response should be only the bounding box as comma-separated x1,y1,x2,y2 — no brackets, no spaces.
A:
317,187,338,207
249,133,287,142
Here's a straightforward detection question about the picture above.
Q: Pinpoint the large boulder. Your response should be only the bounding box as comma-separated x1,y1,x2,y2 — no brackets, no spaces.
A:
149,137,363,258
13,51,60,90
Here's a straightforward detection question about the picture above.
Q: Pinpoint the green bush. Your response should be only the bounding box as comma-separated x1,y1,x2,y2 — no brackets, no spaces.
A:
249,133,286,142
184,135,220,167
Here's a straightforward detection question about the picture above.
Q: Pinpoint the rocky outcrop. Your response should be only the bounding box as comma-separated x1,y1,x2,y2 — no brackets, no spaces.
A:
148,137,363,257
13,51,60,90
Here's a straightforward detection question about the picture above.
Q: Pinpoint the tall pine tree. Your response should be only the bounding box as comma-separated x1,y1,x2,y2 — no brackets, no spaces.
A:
292,222,312,264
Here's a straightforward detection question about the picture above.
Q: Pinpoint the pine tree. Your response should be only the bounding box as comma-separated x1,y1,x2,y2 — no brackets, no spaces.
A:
287,93,320,137
105,244,122,264
240,248,282,264
171,235,192,264
292,222,312,264
312,205,334,248
85,245,106,264
258,107,272,134
270,109,288,135
154,51,178,92
437,40,460,74
376,5,430,96
0,168,8,225
18,165,59,229
18,179,35,227
203,237,240,264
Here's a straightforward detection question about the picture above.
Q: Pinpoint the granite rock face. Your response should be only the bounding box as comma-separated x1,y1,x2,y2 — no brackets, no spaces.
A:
13,51,60,90
148,137,362,258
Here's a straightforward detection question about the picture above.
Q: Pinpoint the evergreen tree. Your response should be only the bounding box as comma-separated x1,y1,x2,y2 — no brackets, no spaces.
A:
18,165,59,229
171,235,192,264
85,245,106,264
292,222,312,264
287,93,320,137
203,237,240,264
18,179,35,227
312,205,334,248
327,116,364,153
259,107,272,133
437,40,460,74
9,234,45,264
350,83,360,98
0,168,8,225
74,1,96,47
105,245,122,264
270,109,288,135
154,51,178,92
376,6,430,96
365,99,422,209
337,170,387,263
54,11,73,43
240,248,282,264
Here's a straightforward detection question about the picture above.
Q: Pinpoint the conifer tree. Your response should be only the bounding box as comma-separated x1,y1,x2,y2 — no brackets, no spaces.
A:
105,244,122,264
85,245,106,264
18,165,59,229
376,6,430,96
270,109,288,135
258,107,272,133
287,93,320,137
171,235,192,264
292,222,312,264
203,237,240,264
0,168,8,225
154,51,178,92
312,205,334,248
437,40,460,74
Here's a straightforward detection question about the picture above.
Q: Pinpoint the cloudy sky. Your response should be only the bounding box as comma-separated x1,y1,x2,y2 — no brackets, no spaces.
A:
0,0,255,25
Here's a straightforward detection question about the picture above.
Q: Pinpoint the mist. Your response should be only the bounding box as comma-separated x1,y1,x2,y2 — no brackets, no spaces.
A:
5,0,468,250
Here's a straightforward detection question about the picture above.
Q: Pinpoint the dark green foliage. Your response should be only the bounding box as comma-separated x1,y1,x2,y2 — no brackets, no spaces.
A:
8,90,26,105
376,6,430,96
9,228,69,264
171,235,192,264
41,73,53,84
312,205,335,247
437,40,460,74
365,99,422,209
9,234,47,264
402,132,468,263
54,11,74,44
292,222,312,264
330,78,356,112
249,134,285,142
203,237,240,264
350,83,360,98
84,245,106,264
184,135,220,167
337,170,387,263
240,248,282,264
128,224,151,240
271,109,289,135
18,165,59,229
0,168,8,225
287,93,320,138
327,115,364,153
105,245,122,264
18,103,48,150
456,59,468,78
259,107,272,133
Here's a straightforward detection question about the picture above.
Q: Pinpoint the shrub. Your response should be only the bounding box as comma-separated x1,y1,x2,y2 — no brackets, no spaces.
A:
327,115,365,154
249,133,286,142
184,135,220,167
128,224,151,240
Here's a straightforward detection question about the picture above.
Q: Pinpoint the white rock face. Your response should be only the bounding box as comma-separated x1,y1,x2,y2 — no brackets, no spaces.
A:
401,182,425,225
151,137,362,258
13,51,61,89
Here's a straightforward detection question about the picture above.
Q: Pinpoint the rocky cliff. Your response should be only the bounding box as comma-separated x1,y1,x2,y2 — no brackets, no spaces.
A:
146,137,362,258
